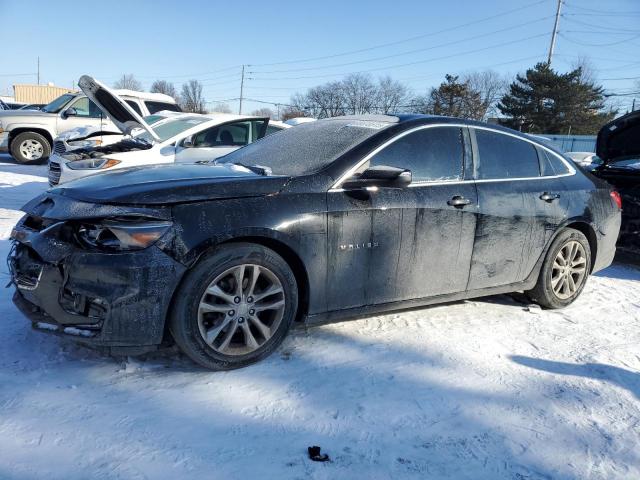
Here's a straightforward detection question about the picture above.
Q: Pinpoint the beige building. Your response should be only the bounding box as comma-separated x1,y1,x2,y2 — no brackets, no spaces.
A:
13,83,76,104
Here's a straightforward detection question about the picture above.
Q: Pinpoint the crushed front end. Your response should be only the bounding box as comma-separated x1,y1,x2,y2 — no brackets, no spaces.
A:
7,193,186,354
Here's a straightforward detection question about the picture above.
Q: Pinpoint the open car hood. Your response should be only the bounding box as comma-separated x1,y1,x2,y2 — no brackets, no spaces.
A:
77,75,160,142
596,110,640,163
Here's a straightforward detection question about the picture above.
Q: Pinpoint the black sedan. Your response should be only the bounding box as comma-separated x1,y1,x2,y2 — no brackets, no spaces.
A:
8,114,621,370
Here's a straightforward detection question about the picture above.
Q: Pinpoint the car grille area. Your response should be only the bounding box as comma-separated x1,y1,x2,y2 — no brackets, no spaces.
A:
53,140,66,155
48,161,61,186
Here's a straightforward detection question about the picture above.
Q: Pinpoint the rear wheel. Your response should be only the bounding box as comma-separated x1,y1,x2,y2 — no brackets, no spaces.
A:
10,132,51,164
526,228,591,309
169,243,298,370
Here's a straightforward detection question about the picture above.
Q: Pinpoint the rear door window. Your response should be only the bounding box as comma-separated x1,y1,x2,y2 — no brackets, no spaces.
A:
475,129,540,179
367,126,465,182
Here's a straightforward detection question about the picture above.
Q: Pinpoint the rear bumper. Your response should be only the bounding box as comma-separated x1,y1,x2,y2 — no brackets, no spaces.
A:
9,235,186,349
592,211,621,273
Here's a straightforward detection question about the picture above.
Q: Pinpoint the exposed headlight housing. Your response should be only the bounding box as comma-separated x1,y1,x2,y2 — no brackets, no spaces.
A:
66,158,121,170
76,219,172,251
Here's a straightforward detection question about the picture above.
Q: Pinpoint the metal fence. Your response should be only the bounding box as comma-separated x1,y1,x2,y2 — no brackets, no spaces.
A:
541,135,597,153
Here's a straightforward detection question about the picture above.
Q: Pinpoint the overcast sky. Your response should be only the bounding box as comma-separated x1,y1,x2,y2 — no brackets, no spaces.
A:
1,0,638,114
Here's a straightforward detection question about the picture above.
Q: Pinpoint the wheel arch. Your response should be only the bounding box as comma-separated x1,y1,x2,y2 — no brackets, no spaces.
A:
564,220,598,273
9,128,54,148
218,236,310,322
170,232,311,330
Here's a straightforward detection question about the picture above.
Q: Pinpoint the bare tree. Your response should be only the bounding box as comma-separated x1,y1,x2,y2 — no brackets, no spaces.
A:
463,70,508,120
281,107,309,121
294,83,346,118
341,73,377,114
180,80,206,113
114,74,143,91
211,102,232,113
150,80,178,101
376,76,411,114
251,107,274,118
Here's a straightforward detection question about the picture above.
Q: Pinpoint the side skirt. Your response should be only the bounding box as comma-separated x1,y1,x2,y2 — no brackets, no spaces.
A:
303,278,538,326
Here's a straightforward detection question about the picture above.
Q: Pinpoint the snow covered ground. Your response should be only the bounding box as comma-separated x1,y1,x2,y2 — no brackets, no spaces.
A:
0,154,639,479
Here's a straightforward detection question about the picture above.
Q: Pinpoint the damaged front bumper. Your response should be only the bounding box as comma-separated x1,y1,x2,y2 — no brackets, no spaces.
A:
7,193,186,354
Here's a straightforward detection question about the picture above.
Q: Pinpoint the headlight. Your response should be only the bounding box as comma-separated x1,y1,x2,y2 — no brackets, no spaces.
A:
76,220,172,251
69,138,103,148
67,158,121,170
0,120,4,133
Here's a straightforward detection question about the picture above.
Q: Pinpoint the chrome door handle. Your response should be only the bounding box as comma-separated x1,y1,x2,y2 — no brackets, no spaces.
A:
447,196,472,208
540,192,561,202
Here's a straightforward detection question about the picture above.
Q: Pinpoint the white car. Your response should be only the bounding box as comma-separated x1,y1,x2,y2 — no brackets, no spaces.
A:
48,76,284,185
52,110,183,155
0,88,179,164
565,151,603,168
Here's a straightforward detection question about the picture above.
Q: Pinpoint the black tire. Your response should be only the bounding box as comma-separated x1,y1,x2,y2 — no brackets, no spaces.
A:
10,131,51,164
169,243,298,370
526,228,591,309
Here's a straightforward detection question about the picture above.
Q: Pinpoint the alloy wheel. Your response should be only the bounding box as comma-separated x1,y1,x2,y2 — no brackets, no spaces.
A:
197,264,285,356
19,139,44,161
551,240,587,300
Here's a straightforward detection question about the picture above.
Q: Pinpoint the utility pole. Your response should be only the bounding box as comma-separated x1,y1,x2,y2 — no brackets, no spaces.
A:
37,56,40,85
547,0,563,65
239,65,245,114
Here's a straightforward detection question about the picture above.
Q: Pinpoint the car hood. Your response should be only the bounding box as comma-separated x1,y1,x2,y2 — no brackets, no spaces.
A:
78,75,160,142
57,125,121,142
596,110,640,163
49,162,290,205
0,109,56,122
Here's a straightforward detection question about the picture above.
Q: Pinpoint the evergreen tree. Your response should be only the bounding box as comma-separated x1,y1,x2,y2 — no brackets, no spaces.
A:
498,62,615,134
414,75,485,120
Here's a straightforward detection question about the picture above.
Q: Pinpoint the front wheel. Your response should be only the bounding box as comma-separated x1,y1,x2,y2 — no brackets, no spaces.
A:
10,131,51,164
526,228,591,309
169,243,298,370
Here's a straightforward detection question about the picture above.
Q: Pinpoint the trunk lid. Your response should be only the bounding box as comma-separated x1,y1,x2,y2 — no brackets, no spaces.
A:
596,110,640,163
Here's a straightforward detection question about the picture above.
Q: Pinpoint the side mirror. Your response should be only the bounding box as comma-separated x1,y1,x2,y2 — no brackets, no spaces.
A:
62,107,77,118
342,165,412,190
182,135,194,148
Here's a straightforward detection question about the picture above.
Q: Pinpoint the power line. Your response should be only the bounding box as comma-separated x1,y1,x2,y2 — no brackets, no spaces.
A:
558,32,640,47
561,16,640,33
602,76,640,81
563,2,640,15
250,16,553,75
250,32,550,81
248,0,551,67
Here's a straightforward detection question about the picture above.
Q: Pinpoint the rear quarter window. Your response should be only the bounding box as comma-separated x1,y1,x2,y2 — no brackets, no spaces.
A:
145,101,181,114
538,148,571,176
125,100,143,116
475,129,540,179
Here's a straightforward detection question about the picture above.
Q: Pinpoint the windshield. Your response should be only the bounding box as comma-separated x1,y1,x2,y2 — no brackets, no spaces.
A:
137,116,209,143
41,94,76,113
217,117,394,176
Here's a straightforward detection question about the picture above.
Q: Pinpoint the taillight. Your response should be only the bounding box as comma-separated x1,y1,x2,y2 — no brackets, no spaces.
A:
610,190,622,210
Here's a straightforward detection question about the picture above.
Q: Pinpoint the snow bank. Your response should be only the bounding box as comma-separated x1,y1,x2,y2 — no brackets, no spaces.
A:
0,156,638,479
